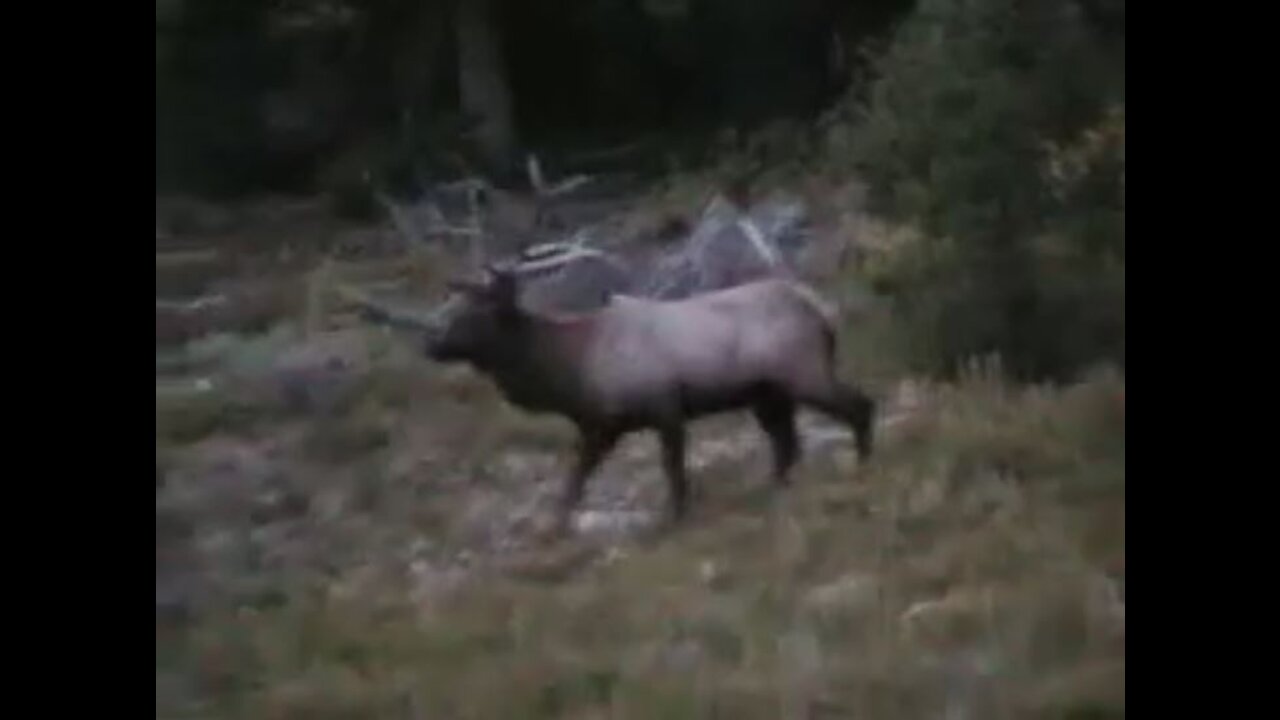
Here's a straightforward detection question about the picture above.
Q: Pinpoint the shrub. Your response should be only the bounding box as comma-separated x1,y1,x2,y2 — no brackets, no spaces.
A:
845,0,1124,381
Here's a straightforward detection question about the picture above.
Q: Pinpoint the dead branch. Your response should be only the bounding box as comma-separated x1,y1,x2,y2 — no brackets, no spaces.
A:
156,295,229,313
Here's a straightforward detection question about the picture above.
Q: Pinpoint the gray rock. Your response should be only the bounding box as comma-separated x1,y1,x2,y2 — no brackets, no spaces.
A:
802,574,880,619
571,510,655,539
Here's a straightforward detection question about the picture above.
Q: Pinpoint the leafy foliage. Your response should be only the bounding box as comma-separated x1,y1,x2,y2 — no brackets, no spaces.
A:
846,0,1124,380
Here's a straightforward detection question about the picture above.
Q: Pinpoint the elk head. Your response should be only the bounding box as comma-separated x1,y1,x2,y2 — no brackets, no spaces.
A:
424,262,522,366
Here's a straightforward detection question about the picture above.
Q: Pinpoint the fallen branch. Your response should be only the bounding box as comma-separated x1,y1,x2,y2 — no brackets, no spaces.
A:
527,152,596,199
332,284,442,334
155,295,228,313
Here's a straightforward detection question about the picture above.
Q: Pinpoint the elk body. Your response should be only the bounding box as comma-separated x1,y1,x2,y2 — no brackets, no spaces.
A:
354,265,875,528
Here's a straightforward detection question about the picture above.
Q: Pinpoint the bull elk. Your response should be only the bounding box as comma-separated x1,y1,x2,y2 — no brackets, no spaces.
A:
347,262,875,530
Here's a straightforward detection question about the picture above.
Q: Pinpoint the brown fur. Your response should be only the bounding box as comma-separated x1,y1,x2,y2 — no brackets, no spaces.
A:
425,265,875,526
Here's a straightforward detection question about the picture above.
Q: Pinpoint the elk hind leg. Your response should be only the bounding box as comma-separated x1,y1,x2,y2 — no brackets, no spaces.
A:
751,386,800,485
797,379,876,461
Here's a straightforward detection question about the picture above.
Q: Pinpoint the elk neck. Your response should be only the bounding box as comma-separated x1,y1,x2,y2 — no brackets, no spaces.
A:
480,309,599,419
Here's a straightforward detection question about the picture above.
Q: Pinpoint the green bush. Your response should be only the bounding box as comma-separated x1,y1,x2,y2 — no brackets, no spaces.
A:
845,0,1124,381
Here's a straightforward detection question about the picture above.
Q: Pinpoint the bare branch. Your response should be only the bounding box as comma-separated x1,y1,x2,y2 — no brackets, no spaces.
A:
736,217,782,268
544,175,593,197
156,295,228,312
333,284,443,333
527,154,546,195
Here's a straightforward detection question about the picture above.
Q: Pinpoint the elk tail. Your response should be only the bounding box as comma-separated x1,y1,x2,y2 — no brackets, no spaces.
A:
786,281,841,361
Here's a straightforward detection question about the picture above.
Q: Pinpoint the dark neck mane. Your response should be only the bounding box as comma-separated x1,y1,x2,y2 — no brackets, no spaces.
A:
478,310,597,419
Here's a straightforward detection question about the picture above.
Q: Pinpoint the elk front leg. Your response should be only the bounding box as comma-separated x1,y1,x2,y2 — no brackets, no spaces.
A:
658,421,690,522
556,425,620,532
751,387,800,486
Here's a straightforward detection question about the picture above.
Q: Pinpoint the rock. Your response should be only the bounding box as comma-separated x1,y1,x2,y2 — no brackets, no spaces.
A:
906,476,950,517
249,488,309,525
899,587,996,646
803,574,880,619
407,559,468,602
572,510,655,539
687,430,757,471
599,546,630,567
699,559,722,587
802,424,854,454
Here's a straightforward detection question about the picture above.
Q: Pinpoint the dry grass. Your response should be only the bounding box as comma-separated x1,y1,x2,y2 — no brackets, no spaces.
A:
158,192,1122,720
157,361,1124,720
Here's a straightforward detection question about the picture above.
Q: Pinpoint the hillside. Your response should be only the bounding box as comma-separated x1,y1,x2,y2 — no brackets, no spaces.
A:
156,178,1124,719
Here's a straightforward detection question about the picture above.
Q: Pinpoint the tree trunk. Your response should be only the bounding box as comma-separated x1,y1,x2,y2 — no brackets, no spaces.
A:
456,0,517,175
392,3,449,125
